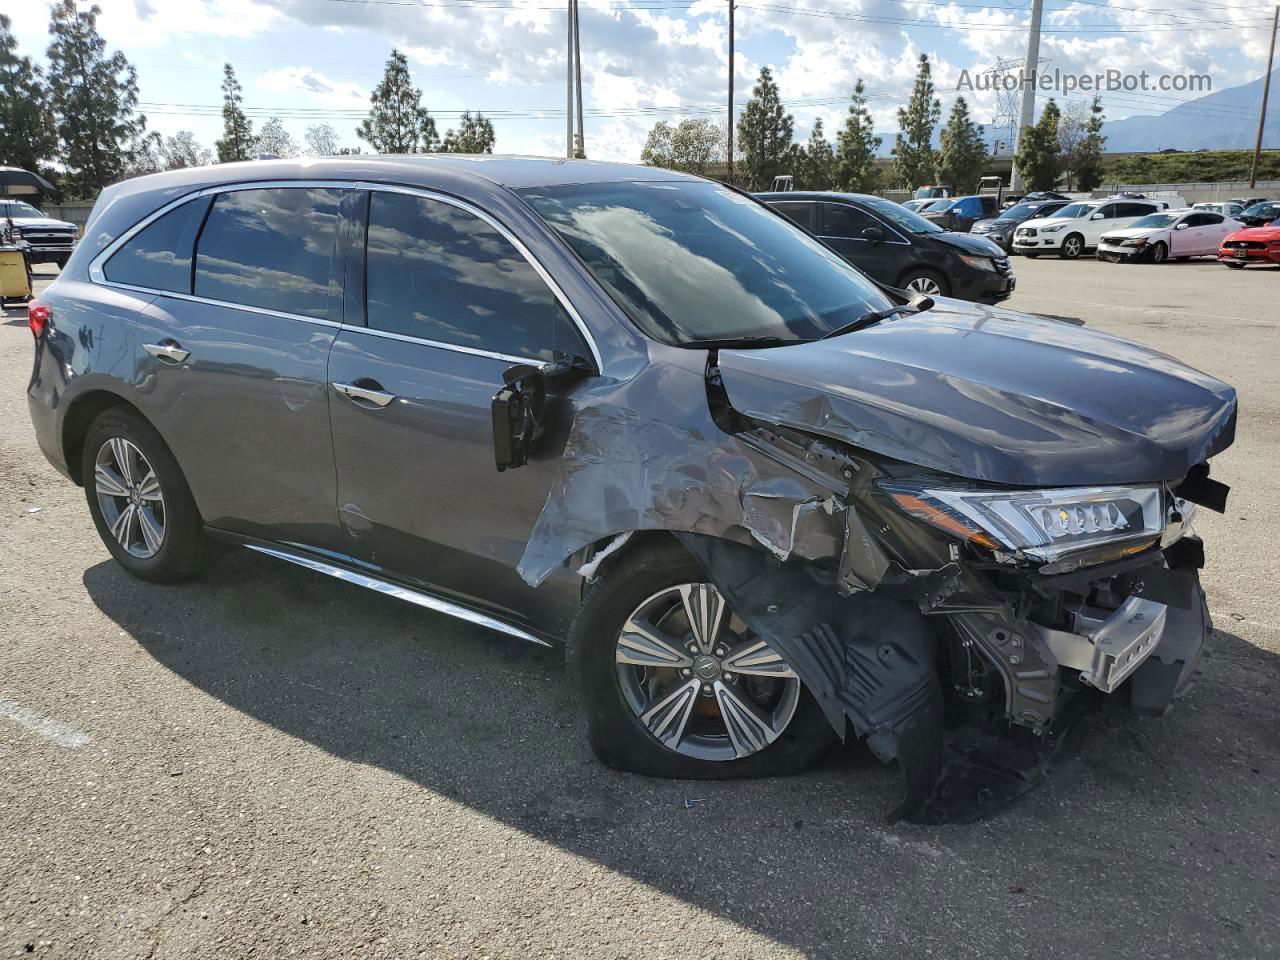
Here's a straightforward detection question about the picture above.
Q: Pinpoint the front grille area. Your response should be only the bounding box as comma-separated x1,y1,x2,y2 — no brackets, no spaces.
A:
23,231,76,246
1223,240,1266,251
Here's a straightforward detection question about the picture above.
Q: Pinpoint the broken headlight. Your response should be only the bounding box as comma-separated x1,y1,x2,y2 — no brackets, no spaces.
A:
879,481,1164,569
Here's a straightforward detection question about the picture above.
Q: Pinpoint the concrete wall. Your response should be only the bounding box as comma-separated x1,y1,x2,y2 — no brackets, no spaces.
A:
41,202,95,230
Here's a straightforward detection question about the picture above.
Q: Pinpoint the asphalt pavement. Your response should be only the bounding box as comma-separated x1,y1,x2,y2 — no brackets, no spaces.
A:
1,257,1277,959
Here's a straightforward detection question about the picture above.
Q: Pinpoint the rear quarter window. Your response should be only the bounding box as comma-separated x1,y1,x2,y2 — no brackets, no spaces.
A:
103,197,212,293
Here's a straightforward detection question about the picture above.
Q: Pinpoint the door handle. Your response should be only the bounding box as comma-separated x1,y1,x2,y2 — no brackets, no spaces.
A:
144,341,190,364
332,380,396,408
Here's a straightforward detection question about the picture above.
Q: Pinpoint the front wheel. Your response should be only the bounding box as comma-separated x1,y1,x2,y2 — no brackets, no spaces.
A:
899,269,949,298
1059,234,1085,259
1149,242,1168,264
82,407,208,583
570,539,836,778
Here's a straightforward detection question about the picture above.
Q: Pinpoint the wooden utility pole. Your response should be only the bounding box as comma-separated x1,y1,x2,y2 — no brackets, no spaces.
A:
1250,6,1278,189
727,1,735,183
573,0,584,158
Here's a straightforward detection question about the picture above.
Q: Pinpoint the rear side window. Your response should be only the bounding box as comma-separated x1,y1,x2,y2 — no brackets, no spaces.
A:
104,197,211,293
770,202,815,231
194,187,343,320
364,191,587,362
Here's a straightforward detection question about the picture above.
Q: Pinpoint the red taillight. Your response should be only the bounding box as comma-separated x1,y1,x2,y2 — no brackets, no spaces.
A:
28,299,50,338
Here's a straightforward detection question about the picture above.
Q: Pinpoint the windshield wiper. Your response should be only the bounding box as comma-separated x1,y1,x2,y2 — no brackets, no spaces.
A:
679,335,800,350
820,294,934,340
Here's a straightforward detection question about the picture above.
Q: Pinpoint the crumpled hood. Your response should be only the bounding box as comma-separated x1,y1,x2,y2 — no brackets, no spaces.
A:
1098,226,1161,241
717,300,1237,486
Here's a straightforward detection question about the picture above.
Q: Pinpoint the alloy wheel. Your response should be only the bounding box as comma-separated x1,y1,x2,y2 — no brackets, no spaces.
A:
93,437,166,559
1063,236,1082,258
905,275,942,296
614,583,801,761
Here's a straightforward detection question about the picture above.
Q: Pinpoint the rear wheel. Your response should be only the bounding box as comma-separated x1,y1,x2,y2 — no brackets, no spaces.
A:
570,540,835,778
1059,234,1085,259
82,407,207,583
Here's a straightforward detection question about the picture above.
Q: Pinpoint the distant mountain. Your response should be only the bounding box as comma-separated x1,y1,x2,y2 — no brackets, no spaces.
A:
1101,71,1279,152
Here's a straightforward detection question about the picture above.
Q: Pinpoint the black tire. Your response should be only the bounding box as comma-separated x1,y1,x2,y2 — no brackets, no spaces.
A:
82,406,208,583
898,268,950,298
1022,252,1040,259
569,538,837,779
1223,261,1246,269
1059,233,1085,260
1149,242,1168,264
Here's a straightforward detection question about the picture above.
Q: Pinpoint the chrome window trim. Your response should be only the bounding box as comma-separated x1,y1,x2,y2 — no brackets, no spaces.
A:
88,178,604,372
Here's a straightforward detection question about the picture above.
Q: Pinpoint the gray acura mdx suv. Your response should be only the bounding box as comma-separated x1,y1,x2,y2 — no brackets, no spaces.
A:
27,157,1237,823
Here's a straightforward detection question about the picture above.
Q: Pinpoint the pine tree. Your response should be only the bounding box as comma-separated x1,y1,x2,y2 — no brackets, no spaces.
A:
440,111,496,154
358,49,437,154
216,64,253,163
1073,96,1106,193
737,67,795,191
0,14,57,175
936,97,988,193
1015,98,1062,192
796,119,834,190
45,0,148,197
833,79,881,192
891,54,941,190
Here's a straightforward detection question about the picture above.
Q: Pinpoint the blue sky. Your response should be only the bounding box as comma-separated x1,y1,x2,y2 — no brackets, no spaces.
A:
6,0,1275,161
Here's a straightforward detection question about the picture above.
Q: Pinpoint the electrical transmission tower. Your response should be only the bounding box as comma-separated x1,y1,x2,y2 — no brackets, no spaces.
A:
984,57,1024,156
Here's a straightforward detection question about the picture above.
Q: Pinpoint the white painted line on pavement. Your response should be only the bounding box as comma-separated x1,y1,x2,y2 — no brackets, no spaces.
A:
0,695,92,748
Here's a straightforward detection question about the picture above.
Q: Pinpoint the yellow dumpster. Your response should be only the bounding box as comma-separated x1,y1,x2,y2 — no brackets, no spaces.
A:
0,245,32,304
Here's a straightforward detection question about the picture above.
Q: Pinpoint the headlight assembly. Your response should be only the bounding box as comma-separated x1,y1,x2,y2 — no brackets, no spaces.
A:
879,480,1164,570
1041,224,1065,233
958,254,997,272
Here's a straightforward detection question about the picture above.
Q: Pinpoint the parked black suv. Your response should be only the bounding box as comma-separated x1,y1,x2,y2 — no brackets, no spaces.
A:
760,191,1015,302
27,158,1235,823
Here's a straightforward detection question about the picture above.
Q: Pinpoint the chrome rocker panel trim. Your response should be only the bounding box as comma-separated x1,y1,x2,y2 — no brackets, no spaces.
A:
245,543,551,648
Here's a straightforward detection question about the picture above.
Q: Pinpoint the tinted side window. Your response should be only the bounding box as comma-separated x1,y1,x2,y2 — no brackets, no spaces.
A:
365,191,586,362
194,188,343,320
104,197,211,293
1095,204,1118,219
1193,213,1222,226
822,203,877,237
770,202,815,231
1118,203,1155,218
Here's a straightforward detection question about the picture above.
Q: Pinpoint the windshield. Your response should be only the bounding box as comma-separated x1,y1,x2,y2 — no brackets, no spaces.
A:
518,181,895,346
1003,202,1051,220
1243,203,1279,218
860,195,943,234
1130,214,1180,229
0,201,45,218
1051,202,1097,220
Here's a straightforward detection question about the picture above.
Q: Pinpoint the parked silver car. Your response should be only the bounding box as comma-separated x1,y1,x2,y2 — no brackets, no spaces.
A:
26,157,1236,823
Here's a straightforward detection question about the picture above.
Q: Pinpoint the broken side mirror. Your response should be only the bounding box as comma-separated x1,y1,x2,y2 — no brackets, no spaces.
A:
491,353,590,472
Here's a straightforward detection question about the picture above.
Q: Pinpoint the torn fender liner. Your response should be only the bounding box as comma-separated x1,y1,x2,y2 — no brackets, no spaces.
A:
674,533,945,823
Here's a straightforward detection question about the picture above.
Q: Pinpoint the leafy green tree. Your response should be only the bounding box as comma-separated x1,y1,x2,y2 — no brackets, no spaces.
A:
358,49,437,153
45,0,148,197
254,117,297,158
936,96,988,193
641,118,725,174
161,130,212,169
0,14,57,175
891,54,940,190
1073,96,1106,192
440,111,496,153
795,119,834,190
216,64,253,163
834,79,881,192
1015,98,1062,192
737,67,795,191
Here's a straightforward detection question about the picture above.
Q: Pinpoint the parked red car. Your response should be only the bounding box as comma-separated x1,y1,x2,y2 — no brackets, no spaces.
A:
1218,221,1280,268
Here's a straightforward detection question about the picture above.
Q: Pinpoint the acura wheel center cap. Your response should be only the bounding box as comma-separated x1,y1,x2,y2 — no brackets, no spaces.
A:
693,655,721,682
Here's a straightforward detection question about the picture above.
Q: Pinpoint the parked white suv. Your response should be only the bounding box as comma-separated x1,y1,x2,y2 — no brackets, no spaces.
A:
1013,198,1164,259
1097,209,1241,264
